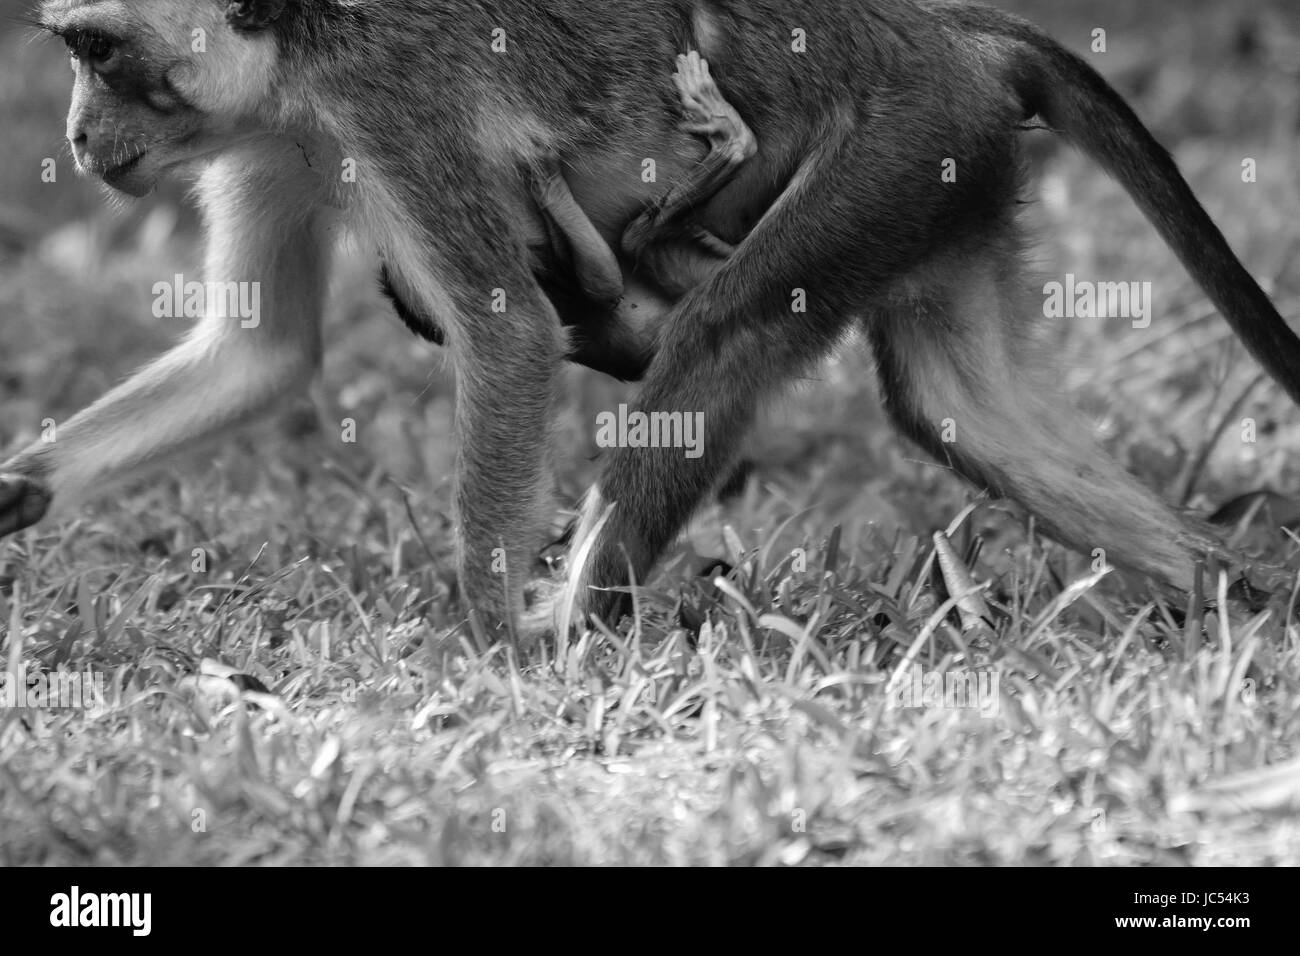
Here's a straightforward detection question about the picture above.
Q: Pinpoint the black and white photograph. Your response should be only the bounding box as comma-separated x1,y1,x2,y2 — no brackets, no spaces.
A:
0,0,1297,893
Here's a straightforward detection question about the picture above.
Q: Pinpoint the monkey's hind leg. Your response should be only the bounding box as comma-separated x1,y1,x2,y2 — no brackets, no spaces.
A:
870,243,1227,595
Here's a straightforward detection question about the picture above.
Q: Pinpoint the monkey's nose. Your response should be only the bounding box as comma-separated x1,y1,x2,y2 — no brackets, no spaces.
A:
69,129,88,163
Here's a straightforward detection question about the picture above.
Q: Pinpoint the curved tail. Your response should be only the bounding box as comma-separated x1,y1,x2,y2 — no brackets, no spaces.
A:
974,10,1300,406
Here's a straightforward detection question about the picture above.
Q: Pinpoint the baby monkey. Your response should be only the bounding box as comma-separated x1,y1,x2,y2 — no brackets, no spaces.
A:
537,51,756,306
386,51,756,378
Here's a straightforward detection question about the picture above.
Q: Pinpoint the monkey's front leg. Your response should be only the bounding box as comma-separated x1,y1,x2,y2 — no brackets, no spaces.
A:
0,315,321,536
449,280,569,632
387,215,572,632
0,154,333,536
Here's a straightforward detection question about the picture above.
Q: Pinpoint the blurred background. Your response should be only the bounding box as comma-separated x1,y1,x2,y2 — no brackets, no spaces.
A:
1,0,1299,584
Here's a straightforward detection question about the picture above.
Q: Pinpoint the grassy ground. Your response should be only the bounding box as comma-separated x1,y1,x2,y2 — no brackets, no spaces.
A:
3,1,1300,865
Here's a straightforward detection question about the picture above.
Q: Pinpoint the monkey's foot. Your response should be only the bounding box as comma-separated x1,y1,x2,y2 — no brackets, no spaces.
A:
0,473,51,538
519,577,564,644
673,51,757,163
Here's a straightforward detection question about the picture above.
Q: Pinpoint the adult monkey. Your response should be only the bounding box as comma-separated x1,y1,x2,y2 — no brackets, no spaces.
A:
3,1,1299,636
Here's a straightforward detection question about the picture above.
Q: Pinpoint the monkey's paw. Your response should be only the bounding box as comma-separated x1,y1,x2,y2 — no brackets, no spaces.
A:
0,473,51,538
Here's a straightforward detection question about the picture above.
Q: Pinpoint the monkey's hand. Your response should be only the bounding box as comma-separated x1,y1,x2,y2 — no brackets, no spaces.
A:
0,473,52,538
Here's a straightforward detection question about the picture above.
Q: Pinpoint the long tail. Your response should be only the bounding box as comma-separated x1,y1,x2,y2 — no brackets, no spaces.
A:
962,6,1300,407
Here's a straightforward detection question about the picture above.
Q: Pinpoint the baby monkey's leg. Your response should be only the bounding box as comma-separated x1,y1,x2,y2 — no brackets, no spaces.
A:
622,50,758,298
530,155,625,306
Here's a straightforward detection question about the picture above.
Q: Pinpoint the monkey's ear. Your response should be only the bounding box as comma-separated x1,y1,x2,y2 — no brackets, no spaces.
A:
225,0,289,32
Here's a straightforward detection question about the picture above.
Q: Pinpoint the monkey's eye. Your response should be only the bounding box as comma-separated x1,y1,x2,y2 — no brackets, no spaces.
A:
66,31,117,67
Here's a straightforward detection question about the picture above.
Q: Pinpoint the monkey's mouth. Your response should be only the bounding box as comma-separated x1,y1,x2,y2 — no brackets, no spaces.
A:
102,151,150,195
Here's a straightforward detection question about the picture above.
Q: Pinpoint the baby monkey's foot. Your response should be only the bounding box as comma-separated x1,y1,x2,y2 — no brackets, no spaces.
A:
673,51,757,164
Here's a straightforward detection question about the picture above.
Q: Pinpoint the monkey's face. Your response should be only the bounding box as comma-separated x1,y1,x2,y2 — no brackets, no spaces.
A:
40,0,286,196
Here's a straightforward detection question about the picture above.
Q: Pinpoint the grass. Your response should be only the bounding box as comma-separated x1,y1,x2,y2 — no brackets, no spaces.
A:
3,0,1300,865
